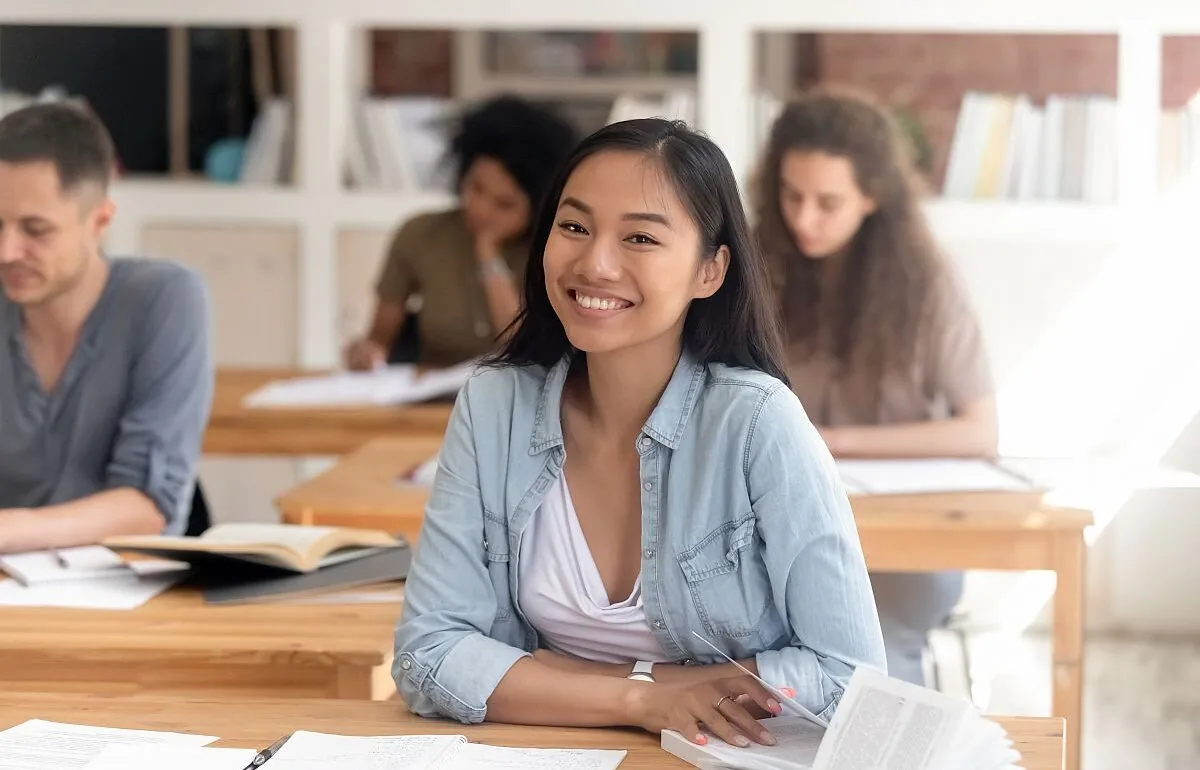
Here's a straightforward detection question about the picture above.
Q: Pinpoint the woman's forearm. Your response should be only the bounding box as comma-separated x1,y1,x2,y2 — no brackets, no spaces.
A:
486,658,648,727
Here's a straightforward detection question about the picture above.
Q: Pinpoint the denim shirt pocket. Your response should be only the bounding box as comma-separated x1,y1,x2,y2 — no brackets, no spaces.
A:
677,513,774,641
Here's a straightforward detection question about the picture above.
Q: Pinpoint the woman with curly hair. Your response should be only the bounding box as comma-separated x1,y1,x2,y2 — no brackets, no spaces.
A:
346,95,577,369
754,87,998,686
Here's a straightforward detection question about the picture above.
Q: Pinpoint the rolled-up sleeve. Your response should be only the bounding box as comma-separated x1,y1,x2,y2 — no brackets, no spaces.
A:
105,268,213,534
393,378,528,723
747,385,886,721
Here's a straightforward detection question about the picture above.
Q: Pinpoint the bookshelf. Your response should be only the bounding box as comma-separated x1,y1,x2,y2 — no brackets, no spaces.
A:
2,0,1198,369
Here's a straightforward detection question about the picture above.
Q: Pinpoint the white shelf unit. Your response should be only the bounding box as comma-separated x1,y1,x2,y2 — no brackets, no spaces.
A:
4,0,1196,369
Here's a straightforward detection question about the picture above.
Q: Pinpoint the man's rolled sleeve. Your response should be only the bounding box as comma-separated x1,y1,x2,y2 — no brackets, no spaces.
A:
105,268,213,533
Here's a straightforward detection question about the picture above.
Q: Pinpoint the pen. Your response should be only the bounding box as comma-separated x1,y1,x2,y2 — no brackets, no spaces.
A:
50,549,70,569
241,734,291,769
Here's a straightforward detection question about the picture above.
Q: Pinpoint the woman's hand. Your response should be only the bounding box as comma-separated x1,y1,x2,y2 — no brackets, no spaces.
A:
345,338,386,371
628,674,783,748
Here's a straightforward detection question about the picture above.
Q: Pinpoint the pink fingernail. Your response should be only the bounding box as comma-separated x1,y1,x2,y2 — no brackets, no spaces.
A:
780,687,796,698
695,734,708,745
767,698,782,713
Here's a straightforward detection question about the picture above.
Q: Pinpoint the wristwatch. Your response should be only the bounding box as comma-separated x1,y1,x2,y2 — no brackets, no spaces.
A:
627,660,655,683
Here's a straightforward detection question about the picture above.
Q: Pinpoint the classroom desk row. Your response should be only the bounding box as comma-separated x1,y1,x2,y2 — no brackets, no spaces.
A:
0,693,1069,770
198,367,1089,770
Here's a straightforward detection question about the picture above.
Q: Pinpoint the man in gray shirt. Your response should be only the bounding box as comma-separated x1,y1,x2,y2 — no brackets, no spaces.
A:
0,102,213,552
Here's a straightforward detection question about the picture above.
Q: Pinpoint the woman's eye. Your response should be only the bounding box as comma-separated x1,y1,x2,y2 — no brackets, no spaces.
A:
557,221,586,234
627,233,658,245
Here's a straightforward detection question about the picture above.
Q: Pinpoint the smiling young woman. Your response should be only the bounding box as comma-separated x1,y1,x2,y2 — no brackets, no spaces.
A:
393,118,885,750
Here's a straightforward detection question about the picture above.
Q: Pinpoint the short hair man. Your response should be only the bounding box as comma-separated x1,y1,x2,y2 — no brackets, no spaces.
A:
0,102,213,553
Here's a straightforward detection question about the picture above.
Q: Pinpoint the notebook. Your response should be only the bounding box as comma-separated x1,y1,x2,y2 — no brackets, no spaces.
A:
661,667,1021,770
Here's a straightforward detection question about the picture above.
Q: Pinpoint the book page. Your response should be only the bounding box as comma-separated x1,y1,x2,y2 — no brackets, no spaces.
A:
434,742,627,770
835,459,1033,495
263,731,464,770
199,523,340,550
812,668,971,770
0,719,216,770
664,716,824,770
82,745,255,770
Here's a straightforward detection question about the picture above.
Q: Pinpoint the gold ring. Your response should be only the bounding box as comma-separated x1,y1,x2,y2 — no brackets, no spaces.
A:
714,695,733,711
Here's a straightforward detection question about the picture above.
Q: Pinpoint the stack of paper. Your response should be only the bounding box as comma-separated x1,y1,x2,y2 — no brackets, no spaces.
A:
243,362,476,409
0,547,189,610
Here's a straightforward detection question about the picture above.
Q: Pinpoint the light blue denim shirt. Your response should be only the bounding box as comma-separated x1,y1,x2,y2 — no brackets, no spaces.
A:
393,351,886,724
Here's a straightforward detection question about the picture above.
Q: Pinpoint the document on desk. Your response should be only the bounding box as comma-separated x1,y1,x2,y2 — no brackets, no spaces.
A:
0,569,185,610
262,730,625,769
835,458,1035,495
243,361,476,409
83,744,255,770
0,547,187,586
0,719,216,770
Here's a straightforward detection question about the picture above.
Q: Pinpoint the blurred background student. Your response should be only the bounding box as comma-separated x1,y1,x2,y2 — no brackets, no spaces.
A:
754,87,999,686
345,95,577,370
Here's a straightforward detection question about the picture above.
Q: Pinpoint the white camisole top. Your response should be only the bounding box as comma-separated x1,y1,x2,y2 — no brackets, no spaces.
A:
517,474,667,664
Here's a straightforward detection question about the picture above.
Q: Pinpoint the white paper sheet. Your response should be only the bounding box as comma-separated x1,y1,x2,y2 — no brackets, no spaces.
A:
0,719,216,770
435,742,627,770
0,571,184,610
0,547,188,587
263,731,464,769
82,744,255,770
243,361,475,409
834,458,1034,495
0,547,128,584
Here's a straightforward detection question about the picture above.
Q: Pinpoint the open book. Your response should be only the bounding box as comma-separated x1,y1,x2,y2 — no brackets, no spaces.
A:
662,667,1021,770
83,730,627,770
103,523,404,573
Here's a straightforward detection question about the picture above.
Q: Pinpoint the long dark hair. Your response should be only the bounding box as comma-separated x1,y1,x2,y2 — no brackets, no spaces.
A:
755,86,945,389
484,118,789,384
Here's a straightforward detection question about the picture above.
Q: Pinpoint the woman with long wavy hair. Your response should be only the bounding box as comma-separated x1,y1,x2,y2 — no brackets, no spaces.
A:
755,87,998,686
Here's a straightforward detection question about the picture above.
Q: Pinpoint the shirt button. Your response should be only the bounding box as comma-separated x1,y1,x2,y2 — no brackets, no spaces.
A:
638,437,652,450
643,481,653,491
400,658,412,670
653,620,666,629
644,548,655,559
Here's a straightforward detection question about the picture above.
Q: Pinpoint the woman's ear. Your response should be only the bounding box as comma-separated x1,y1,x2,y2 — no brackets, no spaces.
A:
695,245,730,300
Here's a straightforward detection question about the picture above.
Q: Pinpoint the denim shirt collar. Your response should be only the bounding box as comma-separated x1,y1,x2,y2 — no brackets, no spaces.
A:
528,349,707,454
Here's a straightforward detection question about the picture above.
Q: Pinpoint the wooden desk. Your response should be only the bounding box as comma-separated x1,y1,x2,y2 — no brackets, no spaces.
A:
0,587,399,700
278,437,1092,770
205,368,453,455
0,693,1067,770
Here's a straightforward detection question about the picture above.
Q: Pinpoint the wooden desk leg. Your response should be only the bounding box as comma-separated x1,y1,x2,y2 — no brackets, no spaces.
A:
1053,531,1086,770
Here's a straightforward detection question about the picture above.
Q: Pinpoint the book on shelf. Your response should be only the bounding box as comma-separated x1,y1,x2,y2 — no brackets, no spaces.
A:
943,90,1120,203
241,97,293,185
103,523,404,574
346,96,453,192
662,666,1021,770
